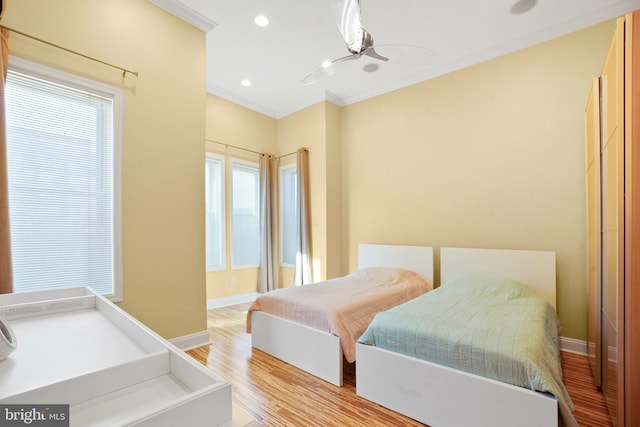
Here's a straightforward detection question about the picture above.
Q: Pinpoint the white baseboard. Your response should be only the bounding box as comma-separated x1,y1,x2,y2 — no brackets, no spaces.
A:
169,330,211,351
170,293,261,351
207,292,260,310
560,336,587,355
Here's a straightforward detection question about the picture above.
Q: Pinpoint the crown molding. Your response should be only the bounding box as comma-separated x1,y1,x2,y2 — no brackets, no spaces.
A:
148,0,217,32
207,83,279,118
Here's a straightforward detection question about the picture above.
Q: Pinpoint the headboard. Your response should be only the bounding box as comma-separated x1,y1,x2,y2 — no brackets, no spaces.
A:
440,247,556,309
358,244,434,284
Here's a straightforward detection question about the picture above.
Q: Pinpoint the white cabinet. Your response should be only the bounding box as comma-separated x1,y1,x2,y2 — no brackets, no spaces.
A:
0,287,232,426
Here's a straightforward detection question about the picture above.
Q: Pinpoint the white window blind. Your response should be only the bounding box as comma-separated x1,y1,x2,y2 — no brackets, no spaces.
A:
5,61,121,299
279,165,297,266
205,153,225,271
231,160,260,267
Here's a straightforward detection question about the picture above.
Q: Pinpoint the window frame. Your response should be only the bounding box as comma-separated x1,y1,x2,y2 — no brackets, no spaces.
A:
205,152,226,271
6,56,123,301
229,157,261,269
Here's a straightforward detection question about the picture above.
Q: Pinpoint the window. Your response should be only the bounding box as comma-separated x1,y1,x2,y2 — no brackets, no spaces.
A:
5,57,122,300
230,159,260,267
205,153,225,270
279,164,297,266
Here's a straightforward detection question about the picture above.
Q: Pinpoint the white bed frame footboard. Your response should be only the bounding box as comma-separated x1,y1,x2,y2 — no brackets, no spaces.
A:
251,311,344,386
356,343,557,427
250,244,434,387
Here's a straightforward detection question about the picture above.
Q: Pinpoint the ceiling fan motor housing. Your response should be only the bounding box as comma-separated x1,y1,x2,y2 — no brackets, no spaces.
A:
348,28,374,54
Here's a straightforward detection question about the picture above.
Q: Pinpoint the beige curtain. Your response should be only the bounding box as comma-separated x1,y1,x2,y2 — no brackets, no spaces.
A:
258,153,278,293
293,148,312,285
0,27,12,294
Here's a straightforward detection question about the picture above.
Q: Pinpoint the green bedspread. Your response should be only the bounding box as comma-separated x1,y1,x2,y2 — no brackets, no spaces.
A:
357,276,577,427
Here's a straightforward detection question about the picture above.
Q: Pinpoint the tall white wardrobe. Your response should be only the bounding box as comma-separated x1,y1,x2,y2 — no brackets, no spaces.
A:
585,10,640,427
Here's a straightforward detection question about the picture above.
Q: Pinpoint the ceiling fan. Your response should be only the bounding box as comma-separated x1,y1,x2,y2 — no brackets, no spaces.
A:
301,0,442,86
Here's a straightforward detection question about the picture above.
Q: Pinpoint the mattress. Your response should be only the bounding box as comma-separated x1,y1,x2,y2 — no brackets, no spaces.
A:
358,276,577,427
247,267,432,363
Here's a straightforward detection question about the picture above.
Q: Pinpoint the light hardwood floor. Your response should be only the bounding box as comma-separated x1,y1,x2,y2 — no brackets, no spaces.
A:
187,303,612,427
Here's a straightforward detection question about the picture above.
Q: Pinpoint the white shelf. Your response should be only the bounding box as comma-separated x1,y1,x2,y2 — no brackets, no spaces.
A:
0,287,232,427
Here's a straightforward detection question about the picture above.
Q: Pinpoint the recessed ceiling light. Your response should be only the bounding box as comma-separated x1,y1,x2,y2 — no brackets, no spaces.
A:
241,79,252,87
254,15,269,27
510,0,537,15
321,60,332,68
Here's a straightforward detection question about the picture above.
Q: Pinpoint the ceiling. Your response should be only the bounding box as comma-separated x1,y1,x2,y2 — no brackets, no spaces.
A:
150,0,640,118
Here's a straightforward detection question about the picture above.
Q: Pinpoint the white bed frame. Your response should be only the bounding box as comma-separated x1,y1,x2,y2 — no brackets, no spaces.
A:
356,247,559,427
250,244,434,386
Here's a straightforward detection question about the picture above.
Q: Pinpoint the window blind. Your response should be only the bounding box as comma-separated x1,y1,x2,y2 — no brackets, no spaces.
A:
205,153,225,271
231,160,260,267
5,69,116,296
279,165,297,266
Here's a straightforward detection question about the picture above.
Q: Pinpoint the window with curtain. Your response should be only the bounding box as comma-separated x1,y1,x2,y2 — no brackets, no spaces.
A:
5,58,122,300
231,159,260,267
205,153,225,271
279,164,297,266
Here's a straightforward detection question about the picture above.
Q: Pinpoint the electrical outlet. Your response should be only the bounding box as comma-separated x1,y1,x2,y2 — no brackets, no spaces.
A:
229,278,236,287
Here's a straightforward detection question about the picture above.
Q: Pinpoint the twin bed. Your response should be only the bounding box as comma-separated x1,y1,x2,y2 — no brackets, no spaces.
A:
357,247,574,427
247,244,434,386
247,244,575,427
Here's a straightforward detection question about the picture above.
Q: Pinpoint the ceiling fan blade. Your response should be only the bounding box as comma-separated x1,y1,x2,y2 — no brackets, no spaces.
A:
330,0,365,53
300,54,361,86
369,44,446,67
363,47,389,62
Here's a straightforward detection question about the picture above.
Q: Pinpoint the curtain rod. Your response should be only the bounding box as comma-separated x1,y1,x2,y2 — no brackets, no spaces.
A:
206,139,297,160
1,24,138,78
276,151,297,160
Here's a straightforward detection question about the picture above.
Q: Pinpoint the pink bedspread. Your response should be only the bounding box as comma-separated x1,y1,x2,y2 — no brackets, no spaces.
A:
246,267,432,363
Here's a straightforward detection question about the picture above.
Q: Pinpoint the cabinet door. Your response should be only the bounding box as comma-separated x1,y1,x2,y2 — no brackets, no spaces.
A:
600,16,625,427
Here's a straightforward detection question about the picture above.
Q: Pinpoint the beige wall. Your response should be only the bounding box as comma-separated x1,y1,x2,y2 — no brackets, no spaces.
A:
325,102,344,279
206,95,278,153
341,21,615,340
4,0,208,339
205,95,277,298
